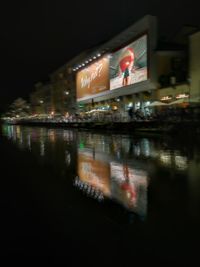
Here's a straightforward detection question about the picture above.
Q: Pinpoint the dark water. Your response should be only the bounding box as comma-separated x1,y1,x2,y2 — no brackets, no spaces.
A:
1,125,200,265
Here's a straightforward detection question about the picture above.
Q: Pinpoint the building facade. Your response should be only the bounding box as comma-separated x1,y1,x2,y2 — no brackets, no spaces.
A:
30,82,53,115
29,16,200,119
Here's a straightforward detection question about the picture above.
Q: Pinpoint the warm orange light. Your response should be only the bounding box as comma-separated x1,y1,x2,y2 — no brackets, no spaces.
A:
161,96,172,101
176,94,189,99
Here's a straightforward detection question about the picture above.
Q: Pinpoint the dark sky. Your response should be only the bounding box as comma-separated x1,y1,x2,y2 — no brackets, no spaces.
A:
0,0,200,110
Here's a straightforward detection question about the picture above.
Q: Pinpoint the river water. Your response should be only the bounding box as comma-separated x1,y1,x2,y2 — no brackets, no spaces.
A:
1,124,200,265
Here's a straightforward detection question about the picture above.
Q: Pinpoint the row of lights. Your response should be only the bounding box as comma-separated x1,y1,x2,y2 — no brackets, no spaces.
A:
72,52,102,72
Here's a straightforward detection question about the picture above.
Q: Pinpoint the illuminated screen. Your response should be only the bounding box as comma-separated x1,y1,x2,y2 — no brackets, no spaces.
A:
110,35,148,90
76,57,110,100
78,150,111,196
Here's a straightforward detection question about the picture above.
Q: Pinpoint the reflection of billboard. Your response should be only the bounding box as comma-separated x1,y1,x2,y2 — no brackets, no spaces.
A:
76,57,110,100
110,161,147,216
78,150,110,196
110,35,147,90
77,149,147,216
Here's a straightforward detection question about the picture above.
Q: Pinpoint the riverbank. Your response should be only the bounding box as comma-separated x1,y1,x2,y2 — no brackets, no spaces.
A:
4,119,200,135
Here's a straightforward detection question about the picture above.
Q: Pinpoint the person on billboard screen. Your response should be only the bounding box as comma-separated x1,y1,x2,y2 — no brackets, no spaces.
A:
119,47,135,87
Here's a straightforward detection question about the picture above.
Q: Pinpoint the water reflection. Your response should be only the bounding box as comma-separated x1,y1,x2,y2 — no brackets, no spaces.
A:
2,124,197,220
76,147,147,217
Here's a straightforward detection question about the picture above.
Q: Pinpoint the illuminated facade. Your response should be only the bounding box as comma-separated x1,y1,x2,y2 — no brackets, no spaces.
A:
29,16,200,118
73,15,158,117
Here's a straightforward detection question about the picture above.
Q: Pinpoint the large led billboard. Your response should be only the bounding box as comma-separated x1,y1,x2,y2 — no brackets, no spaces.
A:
76,34,148,100
76,57,110,100
110,34,147,90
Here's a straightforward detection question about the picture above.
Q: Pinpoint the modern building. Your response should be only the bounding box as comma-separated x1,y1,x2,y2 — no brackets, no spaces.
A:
29,15,200,119
30,82,53,115
72,15,158,118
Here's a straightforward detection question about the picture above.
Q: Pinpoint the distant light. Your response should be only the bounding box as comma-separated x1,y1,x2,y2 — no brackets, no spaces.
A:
97,53,101,57
176,94,189,99
128,102,133,107
39,100,44,104
117,98,120,102
79,65,81,67
161,96,172,101
85,61,88,63
93,56,96,59
65,91,69,95
89,59,92,62
51,111,54,116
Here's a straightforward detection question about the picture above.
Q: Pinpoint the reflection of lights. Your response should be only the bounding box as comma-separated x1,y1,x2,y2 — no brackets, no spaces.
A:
175,156,188,170
65,150,71,166
63,130,73,142
27,134,31,151
74,176,104,202
48,130,55,143
19,133,23,146
110,161,147,216
160,151,172,166
141,139,150,157
134,145,141,157
16,126,21,139
40,140,45,156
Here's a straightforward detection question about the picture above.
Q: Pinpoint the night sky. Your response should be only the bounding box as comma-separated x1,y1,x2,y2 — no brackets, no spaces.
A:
1,0,200,111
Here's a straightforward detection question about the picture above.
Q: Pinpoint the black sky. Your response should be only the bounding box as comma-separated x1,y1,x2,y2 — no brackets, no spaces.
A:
0,0,200,110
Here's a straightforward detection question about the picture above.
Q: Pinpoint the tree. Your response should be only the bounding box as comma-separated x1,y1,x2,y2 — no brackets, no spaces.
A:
7,98,30,117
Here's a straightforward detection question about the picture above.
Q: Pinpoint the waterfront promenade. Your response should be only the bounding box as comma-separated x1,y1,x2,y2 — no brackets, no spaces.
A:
3,118,200,135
